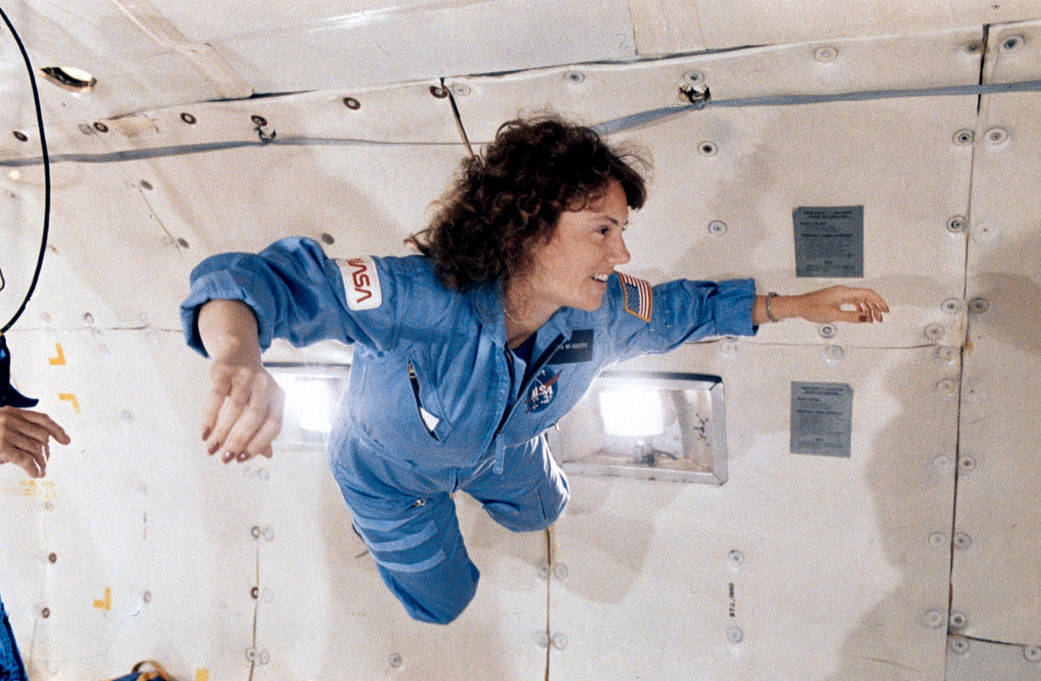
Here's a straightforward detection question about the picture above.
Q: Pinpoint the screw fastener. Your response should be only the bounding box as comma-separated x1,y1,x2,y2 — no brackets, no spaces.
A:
968,298,990,314
947,216,967,233
950,638,970,654
707,220,727,235
953,533,973,549
818,323,837,339
1024,646,1041,662
949,611,968,629
727,626,744,643
953,130,974,146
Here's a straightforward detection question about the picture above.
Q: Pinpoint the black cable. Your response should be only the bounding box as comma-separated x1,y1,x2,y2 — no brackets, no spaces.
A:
0,3,51,335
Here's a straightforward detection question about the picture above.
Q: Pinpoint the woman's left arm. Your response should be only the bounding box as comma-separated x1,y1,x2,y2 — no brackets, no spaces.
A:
753,285,889,325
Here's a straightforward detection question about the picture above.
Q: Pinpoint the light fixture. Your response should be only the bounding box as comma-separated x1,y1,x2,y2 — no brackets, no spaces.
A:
266,363,349,447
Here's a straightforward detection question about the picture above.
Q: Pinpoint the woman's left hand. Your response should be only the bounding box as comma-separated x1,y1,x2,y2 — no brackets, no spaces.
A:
785,285,889,323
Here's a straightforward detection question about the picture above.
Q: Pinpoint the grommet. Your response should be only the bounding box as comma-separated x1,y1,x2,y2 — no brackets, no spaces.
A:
968,298,989,314
250,115,268,127
813,46,839,62
41,607,50,618
12,131,27,142
537,632,550,648
928,533,946,548
728,550,744,565
245,647,258,663
320,232,335,245
707,220,727,235
941,298,962,314
824,345,845,363
250,526,261,539
817,323,837,339
952,129,974,146
537,561,550,579
48,552,57,563
947,216,967,233
1001,35,1025,52
93,121,109,133
950,637,970,654
984,128,1009,145
1025,646,1041,662
924,610,945,628
727,626,744,643
343,97,361,110
180,112,196,125
924,323,945,341
553,564,569,581
949,611,968,629
936,379,957,396
429,85,449,98
959,456,976,472
682,71,705,86
552,633,568,650
953,533,972,550
565,71,585,84
935,346,958,364
389,653,403,668
698,141,718,156
450,83,471,97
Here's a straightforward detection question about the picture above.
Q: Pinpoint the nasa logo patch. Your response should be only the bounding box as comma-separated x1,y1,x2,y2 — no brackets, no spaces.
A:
339,256,383,310
527,367,561,413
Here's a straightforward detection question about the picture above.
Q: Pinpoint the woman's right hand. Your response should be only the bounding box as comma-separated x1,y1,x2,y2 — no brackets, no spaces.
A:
198,300,285,463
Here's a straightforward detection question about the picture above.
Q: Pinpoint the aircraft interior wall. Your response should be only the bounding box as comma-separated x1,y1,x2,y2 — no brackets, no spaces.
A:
0,3,1039,680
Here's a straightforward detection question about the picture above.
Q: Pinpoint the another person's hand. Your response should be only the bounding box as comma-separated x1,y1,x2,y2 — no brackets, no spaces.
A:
0,406,70,478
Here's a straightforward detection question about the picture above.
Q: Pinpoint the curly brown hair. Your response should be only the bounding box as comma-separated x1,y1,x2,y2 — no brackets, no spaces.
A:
406,115,648,290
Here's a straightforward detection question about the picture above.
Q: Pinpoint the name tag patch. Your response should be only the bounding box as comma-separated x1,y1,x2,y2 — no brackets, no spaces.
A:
340,256,383,310
550,329,594,364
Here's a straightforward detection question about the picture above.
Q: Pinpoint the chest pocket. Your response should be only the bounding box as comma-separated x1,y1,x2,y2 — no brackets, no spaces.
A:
406,359,453,441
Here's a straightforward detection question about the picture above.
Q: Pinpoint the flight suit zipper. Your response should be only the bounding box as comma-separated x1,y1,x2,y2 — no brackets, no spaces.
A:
407,359,439,441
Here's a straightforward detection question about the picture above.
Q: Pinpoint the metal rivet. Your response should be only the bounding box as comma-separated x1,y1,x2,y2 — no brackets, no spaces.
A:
818,323,837,339
245,647,258,663
683,71,705,85
78,123,94,135
953,533,973,550
968,298,989,314
924,323,945,341
824,345,845,362
814,46,839,62
429,85,448,98
933,454,952,470
728,550,744,565
949,611,968,628
263,527,275,542
536,561,550,578
727,626,744,643
343,97,361,110
537,632,550,648
320,233,335,245
952,129,974,146
259,650,270,665
959,456,977,472
935,346,958,364
142,591,152,604
251,586,259,599
707,220,727,235
83,312,95,324
928,533,946,548
950,637,970,654
250,526,261,539
93,121,109,133
966,42,982,53
451,83,471,97
251,115,267,127
48,552,57,563
12,130,28,142
947,216,967,233
554,564,569,580
1001,35,1024,52
925,610,945,628
389,653,403,668
552,633,568,650
941,298,962,314
1024,646,1041,662
565,71,585,84
41,607,50,618
936,379,957,396
985,128,1009,145
180,112,196,125
698,141,718,156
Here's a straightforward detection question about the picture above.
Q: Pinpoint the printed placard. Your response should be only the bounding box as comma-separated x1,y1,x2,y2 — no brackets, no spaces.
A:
793,205,864,277
790,382,853,458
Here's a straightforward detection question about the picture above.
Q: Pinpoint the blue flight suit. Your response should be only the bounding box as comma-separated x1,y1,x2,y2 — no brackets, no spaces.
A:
181,236,757,624
0,593,28,681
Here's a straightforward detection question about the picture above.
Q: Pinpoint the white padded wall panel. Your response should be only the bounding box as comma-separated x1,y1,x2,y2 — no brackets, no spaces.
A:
951,19,1041,648
546,342,957,680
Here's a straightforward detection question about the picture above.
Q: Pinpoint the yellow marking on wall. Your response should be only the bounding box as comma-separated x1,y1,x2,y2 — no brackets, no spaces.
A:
195,670,209,681
16,479,56,500
93,587,112,610
58,393,80,413
48,343,66,366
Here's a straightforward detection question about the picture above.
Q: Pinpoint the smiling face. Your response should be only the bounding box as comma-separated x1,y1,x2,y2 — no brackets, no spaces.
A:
510,180,632,323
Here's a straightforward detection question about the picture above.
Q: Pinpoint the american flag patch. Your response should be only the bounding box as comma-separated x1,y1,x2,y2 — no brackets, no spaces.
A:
617,272,653,322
